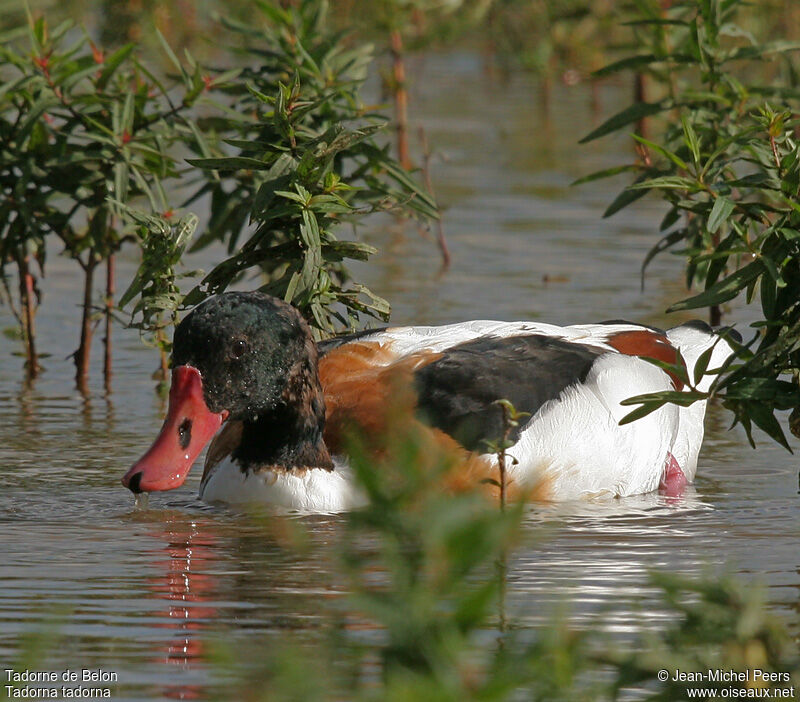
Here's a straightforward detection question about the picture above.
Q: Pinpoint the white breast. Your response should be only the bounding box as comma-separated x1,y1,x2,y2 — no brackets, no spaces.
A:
199,457,365,512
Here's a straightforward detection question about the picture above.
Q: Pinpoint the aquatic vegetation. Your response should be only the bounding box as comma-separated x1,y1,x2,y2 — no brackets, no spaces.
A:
0,0,436,388
181,0,438,338
577,0,800,449
0,14,210,389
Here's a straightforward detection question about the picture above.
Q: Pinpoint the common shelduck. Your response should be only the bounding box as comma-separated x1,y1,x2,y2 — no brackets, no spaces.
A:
121,291,737,511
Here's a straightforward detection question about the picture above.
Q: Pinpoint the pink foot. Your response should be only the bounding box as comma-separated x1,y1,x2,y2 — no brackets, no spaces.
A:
659,452,687,498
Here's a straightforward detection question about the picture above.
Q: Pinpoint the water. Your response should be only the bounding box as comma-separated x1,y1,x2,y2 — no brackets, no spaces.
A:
1,52,798,699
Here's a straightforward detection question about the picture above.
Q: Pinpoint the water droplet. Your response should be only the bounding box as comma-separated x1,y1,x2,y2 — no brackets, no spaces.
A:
134,492,150,510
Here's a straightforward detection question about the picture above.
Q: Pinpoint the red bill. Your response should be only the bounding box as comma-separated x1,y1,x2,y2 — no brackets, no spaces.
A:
122,366,227,493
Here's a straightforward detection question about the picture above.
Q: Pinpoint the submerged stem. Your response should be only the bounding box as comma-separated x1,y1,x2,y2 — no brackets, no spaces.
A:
104,254,115,394
75,257,97,395
390,29,411,170
18,257,40,379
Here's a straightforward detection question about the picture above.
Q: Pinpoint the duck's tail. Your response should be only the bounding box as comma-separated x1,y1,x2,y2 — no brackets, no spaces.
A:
666,320,739,393
664,320,739,482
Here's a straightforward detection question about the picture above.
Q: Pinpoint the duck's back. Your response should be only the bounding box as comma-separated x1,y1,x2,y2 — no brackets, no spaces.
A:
317,319,734,500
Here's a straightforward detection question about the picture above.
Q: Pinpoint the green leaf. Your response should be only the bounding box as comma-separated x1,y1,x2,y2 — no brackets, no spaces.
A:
637,355,691,387
746,401,791,451
619,401,664,425
300,208,321,249
17,97,60,139
579,101,668,144
591,54,658,78
603,173,653,218
96,43,135,91
324,240,377,262
245,81,274,105
185,156,271,170
725,378,799,409
113,160,129,208
272,189,307,206
659,206,681,232
724,40,800,63
692,345,716,387
571,164,640,186
628,175,700,191
760,273,777,318
631,133,689,171
760,254,786,288
621,18,689,27
708,197,735,234
479,478,502,488
620,389,706,410
681,115,701,165
668,260,763,311
641,228,688,289
156,28,187,82
118,274,145,310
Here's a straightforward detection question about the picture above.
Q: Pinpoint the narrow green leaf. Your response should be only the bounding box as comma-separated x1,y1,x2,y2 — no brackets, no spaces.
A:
668,260,763,311
275,189,309,204
746,401,791,451
121,91,134,134
601,169,663,219
113,160,129,207
760,274,777,318
681,115,701,165
571,164,640,186
186,156,270,170
156,29,187,82
301,209,321,249
659,206,681,232
641,229,688,288
760,254,786,287
693,345,716,387
620,390,706,408
591,54,658,78
619,402,664,425
708,197,735,233
628,175,700,190
97,43,135,91
724,40,800,62
621,19,689,27
631,133,690,170
579,101,668,144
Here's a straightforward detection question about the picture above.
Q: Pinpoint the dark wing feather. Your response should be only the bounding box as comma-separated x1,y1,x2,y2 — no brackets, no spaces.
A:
413,334,605,452
317,327,388,356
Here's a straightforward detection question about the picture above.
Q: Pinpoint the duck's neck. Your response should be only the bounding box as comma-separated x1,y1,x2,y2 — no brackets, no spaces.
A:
232,338,334,472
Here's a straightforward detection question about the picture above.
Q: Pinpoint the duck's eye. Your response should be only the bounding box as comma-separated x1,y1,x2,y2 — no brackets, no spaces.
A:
230,338,248,360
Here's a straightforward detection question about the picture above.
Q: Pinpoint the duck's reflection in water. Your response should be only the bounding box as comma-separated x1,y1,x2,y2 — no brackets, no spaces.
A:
145,511,221,700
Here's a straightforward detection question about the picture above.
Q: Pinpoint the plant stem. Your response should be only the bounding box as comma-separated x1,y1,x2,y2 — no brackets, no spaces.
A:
157,326,169,386
590,79,601,116
18,256,40,379
390,29,411,170
104,254,115,393
498,403,509,512
710,303,722,327
494,403,510,641
634,72,648,139
498,448,506,511
418,127,450,268
496,549,507,640
159,347,169,383
75,257,97,395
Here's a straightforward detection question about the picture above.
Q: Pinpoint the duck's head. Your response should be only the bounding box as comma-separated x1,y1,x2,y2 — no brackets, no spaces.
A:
121,292,320,494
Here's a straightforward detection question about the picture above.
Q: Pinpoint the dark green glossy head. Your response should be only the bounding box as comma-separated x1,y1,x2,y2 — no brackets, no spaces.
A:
172,292,315,422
